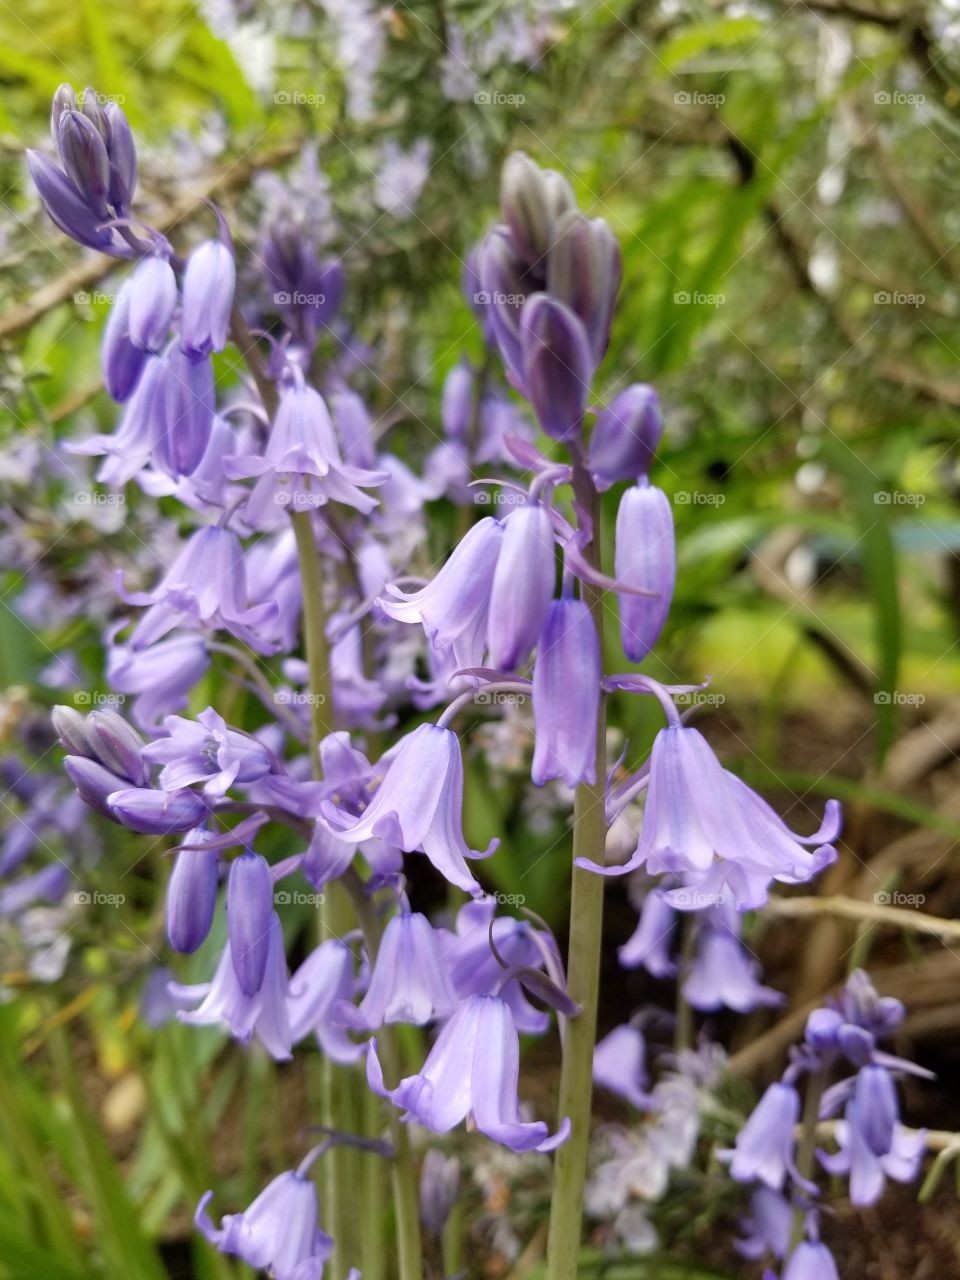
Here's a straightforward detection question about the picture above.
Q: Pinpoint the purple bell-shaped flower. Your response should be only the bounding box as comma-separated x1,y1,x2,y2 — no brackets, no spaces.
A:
367,992,570,1153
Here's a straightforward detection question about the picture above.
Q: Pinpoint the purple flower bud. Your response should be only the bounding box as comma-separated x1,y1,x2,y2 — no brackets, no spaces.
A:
85,709,148,784
804,1007,844,1052
127,256,177,352
613,479,675,663
167,837,220,953
79,87,108,140
51,84,79,144
108,786,213,834
227,852,274,996
180,241,236,360
441,360,474,441
103,102,137,210
101,287,148,402
782,1241,839,1280
152,347,215,478
532,597,600,787
500,152,575,269
520,294,593,441
27,150,114,251
479,228,528,386
589,385,663,487
851,1065,898,1156
546,211,621,365
52,704,94,757
836,1023,875,1066
722,1082,800,1191
57,109,111,217
420,1150,460,1240
487,503,556,670
63,754,127,816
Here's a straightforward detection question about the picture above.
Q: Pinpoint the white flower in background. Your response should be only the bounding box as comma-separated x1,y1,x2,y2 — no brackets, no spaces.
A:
374,139,432,220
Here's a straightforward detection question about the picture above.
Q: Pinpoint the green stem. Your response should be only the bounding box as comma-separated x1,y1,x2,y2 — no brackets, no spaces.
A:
290,507,361,1276
344,875,424,1280
545,463,607,1280
789,1067,827,1252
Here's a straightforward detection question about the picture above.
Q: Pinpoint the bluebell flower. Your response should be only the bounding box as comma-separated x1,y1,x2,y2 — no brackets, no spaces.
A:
683,928,784,1014
173,912,293,1060
166,833,220,954
532,597,601,787
336,910,458,1030
368,992,570,1153
196,1170,333,1280
735,1187,792,1261
379,517,504,666
226,380,386,521
578,721,841,910
782,1240,839,1280
119,526,279,653
487,503,556,670
287,939,364,1064
142,707,273,796
320,724,496,894
226,851,275,996
618,887,676,978
593,1024,653,1110
720,1082,801,1191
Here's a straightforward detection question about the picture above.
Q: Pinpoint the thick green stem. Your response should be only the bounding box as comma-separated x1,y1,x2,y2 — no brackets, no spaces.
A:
545,466,607,1280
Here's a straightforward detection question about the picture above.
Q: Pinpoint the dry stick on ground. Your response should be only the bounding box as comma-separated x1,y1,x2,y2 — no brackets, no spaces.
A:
765,894,960,941
0,137,304,344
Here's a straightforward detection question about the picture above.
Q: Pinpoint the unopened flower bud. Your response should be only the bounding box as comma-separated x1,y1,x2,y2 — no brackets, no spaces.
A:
501,152,575,269
27,150,114,251
152,347,215,478
613,479,675,662
52,705,93,756
520,294,592,441
589,384,662,487
108,787,213,835
180,240,236,360
546,210,621,366
85,709,148,785
103,101,137,210
167,834,220,954
57,110,111,218
50,84,79,145
101,288,148,402
63,755,126,817
532,597,601,787
128,256,177,353
227,851,274,996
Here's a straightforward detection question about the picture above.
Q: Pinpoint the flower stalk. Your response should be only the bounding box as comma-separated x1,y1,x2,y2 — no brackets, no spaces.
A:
545,462,607,1280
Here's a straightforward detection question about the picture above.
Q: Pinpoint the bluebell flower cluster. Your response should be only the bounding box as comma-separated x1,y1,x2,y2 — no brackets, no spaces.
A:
25,83,932,1278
